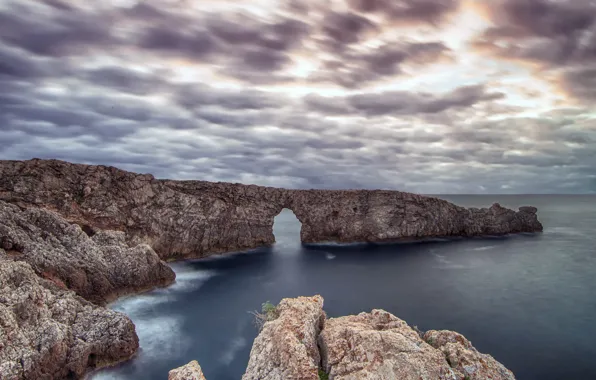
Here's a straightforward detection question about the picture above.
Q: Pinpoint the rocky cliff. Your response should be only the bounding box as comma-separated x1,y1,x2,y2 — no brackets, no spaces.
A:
177,295,516,380
0,200,175,305
0,258,139,379
0,159,543,261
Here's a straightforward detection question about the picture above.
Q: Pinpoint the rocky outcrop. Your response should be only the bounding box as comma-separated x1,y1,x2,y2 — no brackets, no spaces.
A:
424,330,515,380
0,159,543,260
243,295,325,380
236,295,515,380
0,200,175,305
319,310,457,379
168,360,207,380
0,258,138,380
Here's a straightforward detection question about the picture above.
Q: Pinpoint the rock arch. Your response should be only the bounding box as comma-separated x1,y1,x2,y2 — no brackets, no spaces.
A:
0,159,543,261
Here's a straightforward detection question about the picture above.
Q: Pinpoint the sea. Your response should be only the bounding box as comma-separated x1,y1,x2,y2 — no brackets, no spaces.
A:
92,195,596,380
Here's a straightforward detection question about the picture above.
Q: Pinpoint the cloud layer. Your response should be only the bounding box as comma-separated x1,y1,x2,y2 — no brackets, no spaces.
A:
0,0,594,193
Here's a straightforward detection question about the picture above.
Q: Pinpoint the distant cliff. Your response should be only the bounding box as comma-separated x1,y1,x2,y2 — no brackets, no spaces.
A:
0,159,543,261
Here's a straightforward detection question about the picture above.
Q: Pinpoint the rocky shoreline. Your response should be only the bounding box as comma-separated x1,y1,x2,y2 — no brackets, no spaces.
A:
0,159,543,261
0,159,541,379
173,295,516,380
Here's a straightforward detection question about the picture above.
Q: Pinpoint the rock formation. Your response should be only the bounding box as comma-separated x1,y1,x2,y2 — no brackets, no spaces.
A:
0,200,175,305
177,295,516,380
241,295,515,380
0,258,138,380
243,295,325,380
0,159,543,261
168,360,207,380
424,330,515,380
319,309,457,379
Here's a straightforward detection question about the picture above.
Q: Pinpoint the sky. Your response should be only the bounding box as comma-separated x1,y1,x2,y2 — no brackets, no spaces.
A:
0,0,594,194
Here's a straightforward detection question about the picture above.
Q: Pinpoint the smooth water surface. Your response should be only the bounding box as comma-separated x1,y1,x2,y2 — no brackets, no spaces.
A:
94,195,596,380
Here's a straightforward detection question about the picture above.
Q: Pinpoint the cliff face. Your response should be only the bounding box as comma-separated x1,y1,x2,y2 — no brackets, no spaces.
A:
179,295,516,380
0,159,543,260
0,258,139,379
0,200,175,305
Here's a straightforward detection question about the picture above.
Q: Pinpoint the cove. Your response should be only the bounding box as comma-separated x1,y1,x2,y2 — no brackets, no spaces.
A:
94,195,596,380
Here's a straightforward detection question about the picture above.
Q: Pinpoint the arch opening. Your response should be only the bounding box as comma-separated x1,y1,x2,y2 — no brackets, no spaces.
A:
272,208,302,246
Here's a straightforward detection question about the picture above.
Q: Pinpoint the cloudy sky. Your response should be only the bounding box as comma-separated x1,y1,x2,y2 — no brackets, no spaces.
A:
0,0,594,193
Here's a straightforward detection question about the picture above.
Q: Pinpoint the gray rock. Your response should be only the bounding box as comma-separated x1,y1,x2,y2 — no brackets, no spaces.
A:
242,295,325,380
0,159,543,260
0,200,174,305
319,309,457,380
0,259,138,380
168,360,206,380
242,296,516,380
424,330,516,380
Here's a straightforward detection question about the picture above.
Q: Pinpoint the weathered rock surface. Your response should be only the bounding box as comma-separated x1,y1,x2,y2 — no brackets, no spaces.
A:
319,310,457,379
424,330,515,380
0,200,175,305
168,360,206,380
0,258,138,380
0,159,543,260
243,295,325,380
241,296,516,380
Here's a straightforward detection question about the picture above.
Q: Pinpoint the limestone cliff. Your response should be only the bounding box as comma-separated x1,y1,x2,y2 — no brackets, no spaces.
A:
0,159,543,261
168,360,206,380
0,258,139,379
177,295,516,380
0,200,175,305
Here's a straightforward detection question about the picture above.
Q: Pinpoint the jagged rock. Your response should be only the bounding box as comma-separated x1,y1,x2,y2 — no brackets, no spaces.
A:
168,360,206,380
0,159,543,260
242,295,325,380
242,296,516,380
424,330,515,380
0,259,138,380
318,309,457,380
0,200,174,305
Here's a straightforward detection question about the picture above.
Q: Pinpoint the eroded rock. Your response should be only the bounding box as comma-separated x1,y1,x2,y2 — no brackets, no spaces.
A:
242,296,516,380
0,259,138,380
0,159,543,260
168,360,206,380
0,200,175,305
424,330,515,380
242,295,325,380
319,309,457,380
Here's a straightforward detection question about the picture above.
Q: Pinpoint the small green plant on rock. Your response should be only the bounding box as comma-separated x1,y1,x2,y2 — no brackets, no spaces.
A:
318,368,329,380
250,300,279,331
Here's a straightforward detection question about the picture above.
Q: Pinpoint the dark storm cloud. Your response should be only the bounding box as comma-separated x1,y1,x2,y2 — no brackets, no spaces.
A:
474,0,596,103
81,66,168,95
0,2,117,57
347,0,460,24
175,84,283,110
305,85,503,116
0,0,593,193
476,0,596,66
321,11,377,46
310,41,451,88
560,66,596,101
137,27,218,59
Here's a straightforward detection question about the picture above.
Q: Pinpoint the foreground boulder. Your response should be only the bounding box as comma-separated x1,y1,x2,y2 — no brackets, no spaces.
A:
319,310,457,379
0,258,138,379
236,296,516,380
424,330,515,380
0,159,543,260
0,200,175,305
243,295,325,380
168,360,206,380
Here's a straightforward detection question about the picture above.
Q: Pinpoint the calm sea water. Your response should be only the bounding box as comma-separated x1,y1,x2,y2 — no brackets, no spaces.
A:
93,195,596,380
